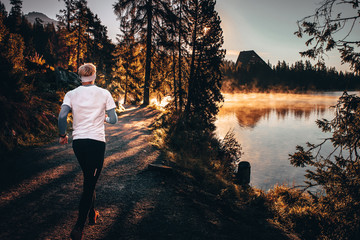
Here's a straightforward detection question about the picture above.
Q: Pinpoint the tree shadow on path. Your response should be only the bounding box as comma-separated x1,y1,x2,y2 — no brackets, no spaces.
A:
0,106,297,240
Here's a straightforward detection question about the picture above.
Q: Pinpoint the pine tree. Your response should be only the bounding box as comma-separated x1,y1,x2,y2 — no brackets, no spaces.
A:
156,0,188,112
115,11,143,104
73,0,89,69
0,2,7,42
57,0,90,70
114,0,170,106
184,0,225,131
57,0,76,69
86,12,115,79
176,0,187,112
57,0,115,76
43,23,58,66
6,0,22,33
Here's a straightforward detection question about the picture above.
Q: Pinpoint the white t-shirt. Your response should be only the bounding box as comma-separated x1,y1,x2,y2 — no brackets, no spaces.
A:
62,85,116,142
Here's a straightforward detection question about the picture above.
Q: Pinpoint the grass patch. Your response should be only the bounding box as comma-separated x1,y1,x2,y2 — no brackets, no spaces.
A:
150,109,276,220
150,108,360,239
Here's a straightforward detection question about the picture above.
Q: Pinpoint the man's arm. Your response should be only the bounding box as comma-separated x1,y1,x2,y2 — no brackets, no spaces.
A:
58,105,71,144
106,108,118,124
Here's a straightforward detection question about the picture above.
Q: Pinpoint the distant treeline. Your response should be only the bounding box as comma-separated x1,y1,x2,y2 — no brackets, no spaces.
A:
222,59,360,92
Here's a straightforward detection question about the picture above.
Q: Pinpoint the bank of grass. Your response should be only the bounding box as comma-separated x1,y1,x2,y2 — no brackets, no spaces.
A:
269,184,360,240
0,65,73,156
267,186,323,239
150,109,304,239
150,108,360,240
0,95,60,156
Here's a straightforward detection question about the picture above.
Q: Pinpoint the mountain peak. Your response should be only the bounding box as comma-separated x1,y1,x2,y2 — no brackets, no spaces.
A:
24,12,58,26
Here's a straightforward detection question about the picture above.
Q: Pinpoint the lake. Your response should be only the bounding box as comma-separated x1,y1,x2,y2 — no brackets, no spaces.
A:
215,91,359,190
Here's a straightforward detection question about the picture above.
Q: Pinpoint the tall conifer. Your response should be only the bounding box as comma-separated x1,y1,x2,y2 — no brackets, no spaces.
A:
185,0,225,130
114,0,169,106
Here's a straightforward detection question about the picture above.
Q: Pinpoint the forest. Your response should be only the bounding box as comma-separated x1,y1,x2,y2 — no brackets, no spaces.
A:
1,0,360,239
0,0,224,154
222,59,360,92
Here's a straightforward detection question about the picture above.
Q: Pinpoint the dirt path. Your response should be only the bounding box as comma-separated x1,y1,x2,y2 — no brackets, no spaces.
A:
0,106,295,240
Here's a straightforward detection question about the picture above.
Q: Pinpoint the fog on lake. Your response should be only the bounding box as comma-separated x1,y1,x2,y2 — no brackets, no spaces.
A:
215,92,359,190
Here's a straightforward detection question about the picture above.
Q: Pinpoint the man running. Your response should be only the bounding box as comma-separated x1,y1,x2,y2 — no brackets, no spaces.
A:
58,63,118,240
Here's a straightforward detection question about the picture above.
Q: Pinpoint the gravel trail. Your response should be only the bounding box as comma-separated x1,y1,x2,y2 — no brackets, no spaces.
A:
0,106,296,240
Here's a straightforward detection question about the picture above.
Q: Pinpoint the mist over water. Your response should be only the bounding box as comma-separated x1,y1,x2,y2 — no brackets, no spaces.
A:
215,92,359,190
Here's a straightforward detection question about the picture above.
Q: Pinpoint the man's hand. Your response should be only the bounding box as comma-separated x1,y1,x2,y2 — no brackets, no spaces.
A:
59,135,68,145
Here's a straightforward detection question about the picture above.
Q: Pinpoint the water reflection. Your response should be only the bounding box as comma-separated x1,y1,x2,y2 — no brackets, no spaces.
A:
215,92,353,190
219,93,334,128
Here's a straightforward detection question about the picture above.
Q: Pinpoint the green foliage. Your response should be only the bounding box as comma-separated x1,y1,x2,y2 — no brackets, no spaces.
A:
139,0,230,185
114,0,225,113
286,92,360,239
295,0,360,73
3,33,25,70
56,0,116,73
217,130,242,178
149,109,283,240
6,0,22,33
267,186,322,239
0,65,62,155
0,0,227,172
113,14,144,105
153,108,242,185
0,0,119,155
185,0,225,132
0,3,71,154
114,0,159,105
0,95,58,153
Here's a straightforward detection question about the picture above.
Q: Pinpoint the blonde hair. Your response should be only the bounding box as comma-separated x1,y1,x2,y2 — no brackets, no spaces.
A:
78,63,96,77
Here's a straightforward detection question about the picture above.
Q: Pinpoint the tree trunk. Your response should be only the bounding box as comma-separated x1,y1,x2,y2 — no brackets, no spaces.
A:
67,1,72,67
172,49,178,111
77,22,81,70
143,0,153,106
178,0,183,111
124,72,128,105
185,0,198,113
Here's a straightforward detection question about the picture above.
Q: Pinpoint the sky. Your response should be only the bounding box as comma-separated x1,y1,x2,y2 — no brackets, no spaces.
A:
2,0,356,72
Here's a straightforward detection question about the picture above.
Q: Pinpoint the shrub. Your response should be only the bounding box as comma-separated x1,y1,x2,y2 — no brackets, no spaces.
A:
288,92,360,239
267,185,322,239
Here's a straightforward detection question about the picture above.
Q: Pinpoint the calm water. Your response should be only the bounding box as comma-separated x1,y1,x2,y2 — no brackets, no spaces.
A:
215,92,359,190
